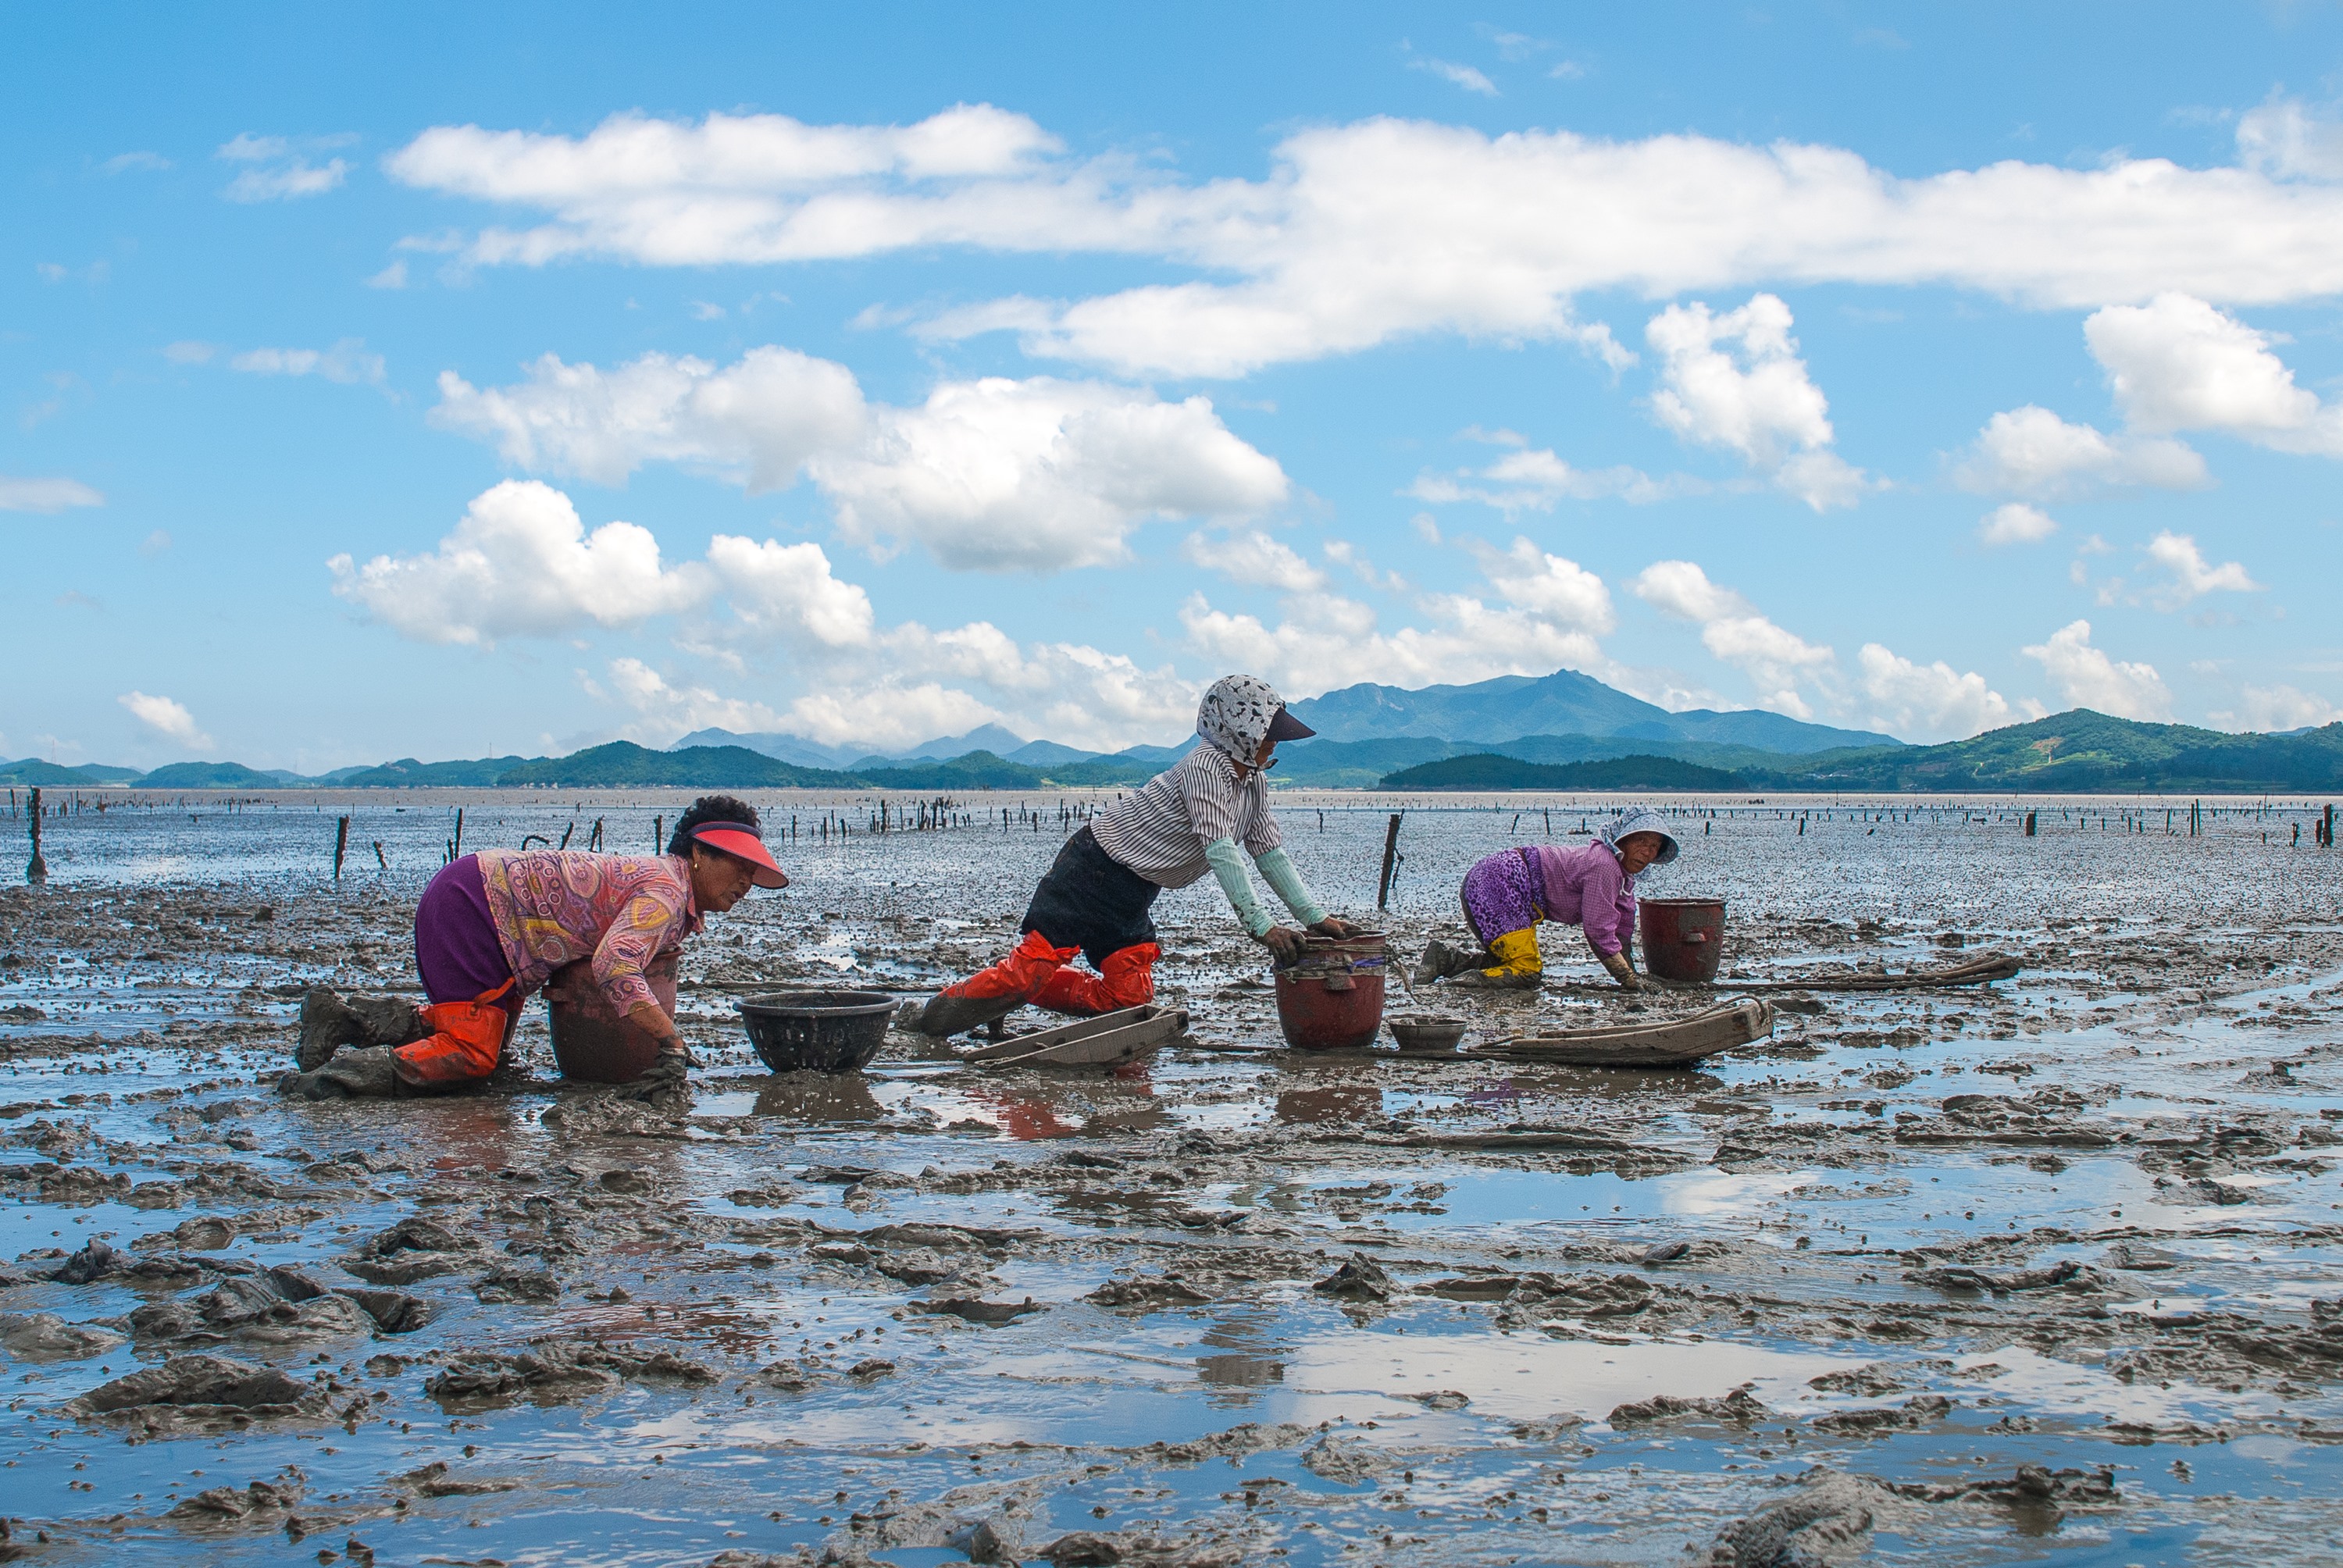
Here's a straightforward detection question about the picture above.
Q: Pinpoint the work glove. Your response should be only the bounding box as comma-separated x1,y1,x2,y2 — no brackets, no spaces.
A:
1260,926,1307,966
1599,951,1643,992
619,1043,697,1104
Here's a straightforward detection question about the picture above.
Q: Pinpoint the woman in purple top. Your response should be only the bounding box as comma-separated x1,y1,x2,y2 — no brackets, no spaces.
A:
1415,807,1680,990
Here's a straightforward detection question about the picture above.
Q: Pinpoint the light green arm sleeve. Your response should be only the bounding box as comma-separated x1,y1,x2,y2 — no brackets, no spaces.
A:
1203,836,1274,937
1254,847,1327,927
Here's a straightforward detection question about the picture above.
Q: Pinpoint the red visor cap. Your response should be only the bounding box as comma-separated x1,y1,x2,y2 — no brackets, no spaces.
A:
690,825,789,889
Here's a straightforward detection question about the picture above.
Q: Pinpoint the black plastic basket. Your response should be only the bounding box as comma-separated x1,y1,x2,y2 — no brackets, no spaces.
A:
737,989,896,1074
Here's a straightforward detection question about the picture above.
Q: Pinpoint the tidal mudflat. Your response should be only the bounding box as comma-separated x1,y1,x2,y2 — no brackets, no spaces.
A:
3,792,2341,1566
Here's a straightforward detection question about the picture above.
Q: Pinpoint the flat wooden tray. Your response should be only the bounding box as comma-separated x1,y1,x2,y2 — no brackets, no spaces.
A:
954,1003,1189,1069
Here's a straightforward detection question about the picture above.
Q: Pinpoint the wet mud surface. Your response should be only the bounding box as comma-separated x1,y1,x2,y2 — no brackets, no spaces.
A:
4,791,2343,1564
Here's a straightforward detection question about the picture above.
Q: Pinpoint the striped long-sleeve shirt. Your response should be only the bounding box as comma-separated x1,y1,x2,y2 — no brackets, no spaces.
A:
1090,743,1281,887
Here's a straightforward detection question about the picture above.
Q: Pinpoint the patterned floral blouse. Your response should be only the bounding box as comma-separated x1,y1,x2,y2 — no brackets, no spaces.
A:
475,850,702,1014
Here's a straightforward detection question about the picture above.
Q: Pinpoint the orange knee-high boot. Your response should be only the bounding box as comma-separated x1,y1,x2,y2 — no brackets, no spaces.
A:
914,930,1079,1035
390,983,516,1089
1031,942,1158,1016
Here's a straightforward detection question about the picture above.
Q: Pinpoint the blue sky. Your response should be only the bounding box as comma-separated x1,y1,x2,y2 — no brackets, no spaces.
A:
8,2,2343,771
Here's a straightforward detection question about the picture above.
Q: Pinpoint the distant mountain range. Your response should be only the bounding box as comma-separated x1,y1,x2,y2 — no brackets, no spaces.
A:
1287,668,1892,754
6,667,2338,794
1378,711,2343,793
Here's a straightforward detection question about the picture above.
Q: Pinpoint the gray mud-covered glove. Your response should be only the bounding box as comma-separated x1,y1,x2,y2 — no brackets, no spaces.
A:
619,1044,697,1104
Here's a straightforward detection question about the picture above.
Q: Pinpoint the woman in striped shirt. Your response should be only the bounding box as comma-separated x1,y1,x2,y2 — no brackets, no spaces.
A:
915,675,1357,1037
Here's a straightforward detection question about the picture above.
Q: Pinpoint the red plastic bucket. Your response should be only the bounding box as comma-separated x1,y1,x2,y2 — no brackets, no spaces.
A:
1639,898,1726,984
1273,932,1388,1051
545,953,679,1083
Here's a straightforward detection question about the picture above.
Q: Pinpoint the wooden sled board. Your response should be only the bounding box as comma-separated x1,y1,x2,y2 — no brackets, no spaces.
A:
1469,996,1774,1067
955,1004,1189,1069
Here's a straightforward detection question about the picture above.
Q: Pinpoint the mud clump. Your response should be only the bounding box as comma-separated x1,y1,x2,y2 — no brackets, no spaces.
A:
1611,1386,1770,1427
1309,1254,1394,1300
424,1338,718,1408
0,1310,125,1361
1812,1395,1955,1435
1297,1434,1388,1484
66,1354,330,1433
342,1216,478,1284
911,1295,1046,1324
1086,1275,1213,1309
166,1474,303,1524
1706,1470,1904,1566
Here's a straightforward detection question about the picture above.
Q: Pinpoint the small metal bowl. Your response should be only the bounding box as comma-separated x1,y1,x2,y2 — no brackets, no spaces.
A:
1387,1014,1468,1054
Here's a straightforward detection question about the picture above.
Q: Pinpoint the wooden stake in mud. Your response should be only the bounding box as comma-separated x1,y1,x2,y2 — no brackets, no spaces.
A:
373,841,387,871
333,815,349,880
654,815,664,853
453,807,465,859
25,786,46,885
1376,811,1403,912
2024,811,2037,838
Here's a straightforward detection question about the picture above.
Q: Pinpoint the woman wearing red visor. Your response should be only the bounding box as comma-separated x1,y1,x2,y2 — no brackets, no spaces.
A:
285,794,786,1099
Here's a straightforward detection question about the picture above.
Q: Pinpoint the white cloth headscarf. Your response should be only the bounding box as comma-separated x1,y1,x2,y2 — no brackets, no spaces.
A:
1196,674,1286,762
1602,807,1681,868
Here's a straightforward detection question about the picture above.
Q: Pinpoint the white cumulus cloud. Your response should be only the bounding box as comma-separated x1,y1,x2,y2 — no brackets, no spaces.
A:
330,481,1211,754
328,480,712,647
0,476,103,512
1181,530,1325,593
432,347,867,489
1857,643,2012,739
2237,96,2343,182
2020,619,2171,721
1630,559,1835,718
1471,536,1617,634
1407,437,1687,513
383,105,1065,266
2085,292,2343,455
1646,294,1870,509
1954,404,2206,498
383,110,2343,379
117,691,212,749
1978,502,2058,546
1177,537,1617,700
810,376,1287,572
2215,682,2340,732
432,348,1286,574
700,535,876,647
2142,529,2261,609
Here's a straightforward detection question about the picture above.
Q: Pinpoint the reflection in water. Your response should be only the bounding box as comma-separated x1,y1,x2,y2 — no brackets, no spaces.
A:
961,1072,1169,1140
752,1071,886,1124
1197,1310,1288,1407
1275,1082,1382,1126
420,1096,533,1176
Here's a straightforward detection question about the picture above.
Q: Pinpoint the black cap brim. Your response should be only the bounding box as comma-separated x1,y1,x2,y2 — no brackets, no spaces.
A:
1266,707,1316,743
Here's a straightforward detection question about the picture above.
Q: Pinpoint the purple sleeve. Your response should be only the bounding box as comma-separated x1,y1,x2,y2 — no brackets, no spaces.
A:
1578,849,1628,957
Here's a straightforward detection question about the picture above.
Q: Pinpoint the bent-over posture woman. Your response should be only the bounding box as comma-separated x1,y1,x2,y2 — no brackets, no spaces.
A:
284,794,786,1099
1414,807,1680,990
915,675,1356,1037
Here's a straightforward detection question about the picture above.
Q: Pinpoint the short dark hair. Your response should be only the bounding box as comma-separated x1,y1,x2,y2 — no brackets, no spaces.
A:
668,794,761,857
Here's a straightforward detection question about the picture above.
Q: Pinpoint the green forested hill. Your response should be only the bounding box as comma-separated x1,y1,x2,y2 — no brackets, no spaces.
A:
1758,711,2343,792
